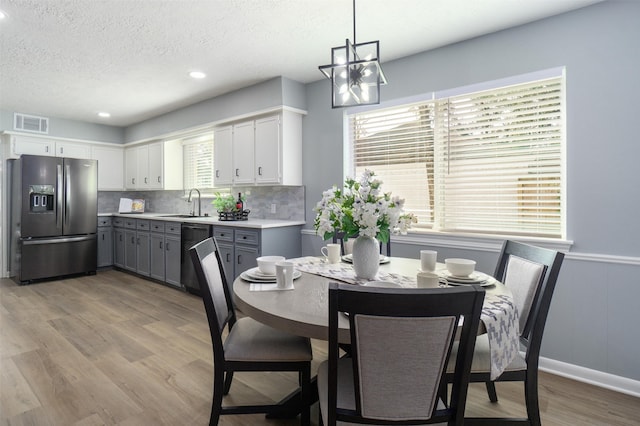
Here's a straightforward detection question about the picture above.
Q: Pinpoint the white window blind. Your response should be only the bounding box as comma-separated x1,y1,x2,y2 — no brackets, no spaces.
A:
348,103,435,227
183,133,214,189
347,74,565,239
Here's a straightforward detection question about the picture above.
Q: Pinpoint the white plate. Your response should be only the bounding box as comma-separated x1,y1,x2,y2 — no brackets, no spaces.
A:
442,271,485,282
362,280,402,288
446,279,495,288
342,254,391,264
241,268,302,283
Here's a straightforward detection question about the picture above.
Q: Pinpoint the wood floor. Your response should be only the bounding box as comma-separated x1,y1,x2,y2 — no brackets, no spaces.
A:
1,270,638,425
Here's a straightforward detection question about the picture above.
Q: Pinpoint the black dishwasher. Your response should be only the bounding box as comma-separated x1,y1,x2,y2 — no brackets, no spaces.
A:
181,223,212,295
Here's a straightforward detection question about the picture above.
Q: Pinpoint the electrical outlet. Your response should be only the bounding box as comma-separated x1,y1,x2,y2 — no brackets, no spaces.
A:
270,203,277,214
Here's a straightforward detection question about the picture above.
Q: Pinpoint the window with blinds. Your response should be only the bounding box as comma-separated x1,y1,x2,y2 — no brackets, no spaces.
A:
182,133,214,189
347,74,565,239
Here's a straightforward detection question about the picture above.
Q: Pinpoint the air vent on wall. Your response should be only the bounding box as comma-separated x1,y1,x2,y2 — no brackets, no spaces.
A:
14,113,49,134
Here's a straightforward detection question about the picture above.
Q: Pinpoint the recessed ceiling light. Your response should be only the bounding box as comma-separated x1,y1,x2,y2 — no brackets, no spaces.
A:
189,71,206,79
98,112,111,118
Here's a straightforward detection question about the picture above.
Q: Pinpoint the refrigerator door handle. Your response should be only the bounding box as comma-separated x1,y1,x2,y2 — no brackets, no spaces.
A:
65,164,71,228
22,235,95,245
56,164,63,231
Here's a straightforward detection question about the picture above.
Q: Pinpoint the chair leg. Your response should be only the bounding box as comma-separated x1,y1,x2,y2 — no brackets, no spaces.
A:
485,381,498,402
525,373,542,426
300,366,311,426
223,371,234,395
210,369,225,426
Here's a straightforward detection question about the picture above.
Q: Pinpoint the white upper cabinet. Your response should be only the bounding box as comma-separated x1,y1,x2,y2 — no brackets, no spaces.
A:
232,121,255,185
125,140,183,190
55,141,91,159
91,145,124,190
5,134,89,159
214,126,233,185
213,110,302,187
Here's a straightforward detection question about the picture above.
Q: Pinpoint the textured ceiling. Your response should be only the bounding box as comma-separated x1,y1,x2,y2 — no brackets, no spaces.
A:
0,0,601,127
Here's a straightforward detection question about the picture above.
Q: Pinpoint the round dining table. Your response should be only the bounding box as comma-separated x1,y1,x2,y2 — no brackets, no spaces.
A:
233,256,510,344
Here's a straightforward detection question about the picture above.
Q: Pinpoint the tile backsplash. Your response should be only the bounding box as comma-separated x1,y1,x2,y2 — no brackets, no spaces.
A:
98,186,305,221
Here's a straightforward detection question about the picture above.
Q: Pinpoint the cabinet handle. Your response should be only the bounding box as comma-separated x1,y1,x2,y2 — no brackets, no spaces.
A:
60,147,64,155
132,178,136,185
159,241,163,249
131,236,135,244
144,177,148,184
237,254,242,264
120,234,123,242
216,170,219,178
235,168,239,177
166,242,169,251
45,146,49,153
157,176,161,183
137,237,140,245
226,253,230,262
258,166,262,176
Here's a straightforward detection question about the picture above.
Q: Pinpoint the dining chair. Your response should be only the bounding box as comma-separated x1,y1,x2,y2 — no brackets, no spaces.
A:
318,282,485,426
446,240,564,426
332,231,391,256
189,237,313,426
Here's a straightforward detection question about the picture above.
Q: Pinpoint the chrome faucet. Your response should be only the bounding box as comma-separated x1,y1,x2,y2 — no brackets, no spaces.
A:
187,188,201,217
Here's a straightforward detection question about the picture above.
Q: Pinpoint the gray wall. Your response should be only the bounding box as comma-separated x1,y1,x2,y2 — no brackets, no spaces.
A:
301,1,640,384
0,109,124,143
124,76,306,143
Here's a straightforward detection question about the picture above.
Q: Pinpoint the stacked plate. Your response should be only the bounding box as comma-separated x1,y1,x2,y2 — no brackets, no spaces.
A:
240,267,302,283
342,254,391,264
441,271,495,287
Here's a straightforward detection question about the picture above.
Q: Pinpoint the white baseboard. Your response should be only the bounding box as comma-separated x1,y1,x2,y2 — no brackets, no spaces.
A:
539,357,640,398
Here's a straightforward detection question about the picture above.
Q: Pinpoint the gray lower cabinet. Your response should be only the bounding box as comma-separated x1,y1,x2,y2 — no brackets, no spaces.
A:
149,221,181,288
113,218,125,268
212,224,302,296
165,229,181,287
135,220,151,276
97,217,113,267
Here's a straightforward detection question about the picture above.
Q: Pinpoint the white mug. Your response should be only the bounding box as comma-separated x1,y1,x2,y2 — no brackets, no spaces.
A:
275,261,294,289
321,243,341,264
420,250,437,272
417,271,440,288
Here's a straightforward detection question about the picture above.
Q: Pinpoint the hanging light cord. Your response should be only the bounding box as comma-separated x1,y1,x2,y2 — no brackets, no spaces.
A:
352,0,357,45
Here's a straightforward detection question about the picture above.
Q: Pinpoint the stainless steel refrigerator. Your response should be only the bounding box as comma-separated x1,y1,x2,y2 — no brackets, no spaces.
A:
9,155,98,283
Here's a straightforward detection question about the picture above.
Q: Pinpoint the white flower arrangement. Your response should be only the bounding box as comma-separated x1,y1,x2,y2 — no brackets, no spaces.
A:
314,169,417,243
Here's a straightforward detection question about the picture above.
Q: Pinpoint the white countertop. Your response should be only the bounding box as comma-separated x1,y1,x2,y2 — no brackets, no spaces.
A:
100,212,305,229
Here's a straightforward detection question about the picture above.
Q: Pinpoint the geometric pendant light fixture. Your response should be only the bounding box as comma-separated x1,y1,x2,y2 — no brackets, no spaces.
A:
319,0,388,108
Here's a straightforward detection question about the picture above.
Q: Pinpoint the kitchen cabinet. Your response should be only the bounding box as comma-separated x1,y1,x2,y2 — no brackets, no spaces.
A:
231,121,255,185
135,220,151,276
97,217,113,267
150,222,166,281
113,218,125,268
212,224,302,298
4,134,91,159
55,141,90,159
213,126,233,185
254,111,302,185
91,145,124,190
164,223,181,287
125,140,183,190
213,110,303,187
149,221,181,288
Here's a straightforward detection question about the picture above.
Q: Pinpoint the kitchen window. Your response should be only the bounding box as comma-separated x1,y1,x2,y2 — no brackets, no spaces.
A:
183,132,214,189
346,69,565,239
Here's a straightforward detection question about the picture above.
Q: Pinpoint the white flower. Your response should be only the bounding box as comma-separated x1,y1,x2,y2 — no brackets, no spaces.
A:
314,169,416,242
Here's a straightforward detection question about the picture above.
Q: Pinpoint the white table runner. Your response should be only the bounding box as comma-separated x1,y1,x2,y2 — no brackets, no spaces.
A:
290,256,519,379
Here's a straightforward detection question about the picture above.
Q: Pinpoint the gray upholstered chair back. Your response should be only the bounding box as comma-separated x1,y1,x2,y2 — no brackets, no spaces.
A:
503,255,544,335
354,315,456,420
200,249,231,334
